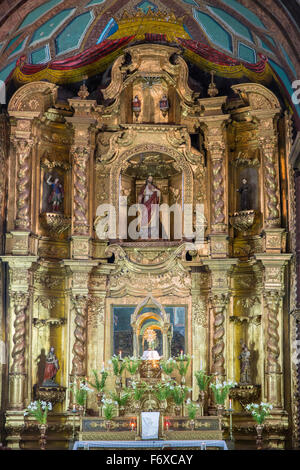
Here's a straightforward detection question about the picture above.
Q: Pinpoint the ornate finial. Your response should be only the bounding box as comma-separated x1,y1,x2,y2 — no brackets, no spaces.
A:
78,75,89,100
208,71,218,98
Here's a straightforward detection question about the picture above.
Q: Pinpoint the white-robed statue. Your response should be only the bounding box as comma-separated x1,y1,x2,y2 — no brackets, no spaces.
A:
142,327,160,360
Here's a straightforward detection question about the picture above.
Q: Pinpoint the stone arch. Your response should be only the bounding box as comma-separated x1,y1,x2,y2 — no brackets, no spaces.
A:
231,83,281,111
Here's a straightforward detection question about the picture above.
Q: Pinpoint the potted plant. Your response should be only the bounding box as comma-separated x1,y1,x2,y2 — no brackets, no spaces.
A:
130,381,147,409
175,353,191,384
172,385,191,416
124,356,142,378
186,398,199,429
110,355,126,391
160,358,177,376
102,397,117,430
24,400,52,450
71,380,93,415
195,369,213,416
86,368,108,407
210,380,237,416
245,402,273,450
111,389,131,416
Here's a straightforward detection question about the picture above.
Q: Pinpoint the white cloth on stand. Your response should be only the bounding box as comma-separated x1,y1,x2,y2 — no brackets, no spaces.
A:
141,412,160,440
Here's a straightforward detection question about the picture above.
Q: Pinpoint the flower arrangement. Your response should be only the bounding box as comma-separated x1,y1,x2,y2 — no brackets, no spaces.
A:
154,381,173,401
210,380,237,405
245,402,273,425
124,357,142,375
195,370,213,391
160,357,177,375
102,397,117,420
24,400,52,425
111,389,131,407
87,368,108,392
131,381,147,401
175,354,191,376
71,381,93,407
110,355,126,376
186,398,199,419
172,385,192,405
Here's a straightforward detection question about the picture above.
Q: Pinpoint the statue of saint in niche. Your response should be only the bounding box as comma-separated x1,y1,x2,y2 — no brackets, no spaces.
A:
42,347,60,387
238,342,252,384
237,178,251,211
138,175,161,239
46,175,64,213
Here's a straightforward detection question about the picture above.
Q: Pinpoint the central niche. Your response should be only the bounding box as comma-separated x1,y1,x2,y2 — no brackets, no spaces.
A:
120,152,182,240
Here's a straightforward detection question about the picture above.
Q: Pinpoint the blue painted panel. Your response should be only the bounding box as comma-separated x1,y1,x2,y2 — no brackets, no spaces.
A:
219,0,266,29
8,37,28,58
208,6,254,43
193,9,233,52
238,42,256,63
96,18,118,43
182,0,198,5
31,44,51,64
4,34,22,53
18,0,63,30
30,8,76,45
280,44,297,77
0,61,17,82
269,59,300,118
55,11,94,55
135,1,158,12
86,0,106,5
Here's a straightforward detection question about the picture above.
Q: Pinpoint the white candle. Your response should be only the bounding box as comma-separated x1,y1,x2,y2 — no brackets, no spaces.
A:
200,360,203,370
119,351,122,359
180,350,183,358
229,399,232,409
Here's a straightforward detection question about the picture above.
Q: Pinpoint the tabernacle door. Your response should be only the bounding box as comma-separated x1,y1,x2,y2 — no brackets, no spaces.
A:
141,412,160,440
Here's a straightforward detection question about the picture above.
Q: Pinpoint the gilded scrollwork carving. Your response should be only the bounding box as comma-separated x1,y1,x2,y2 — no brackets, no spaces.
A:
71,294,88,377
87,296,105,328
261,136,280,228
10,291,29,373
192,298,207,327
71,146,90,235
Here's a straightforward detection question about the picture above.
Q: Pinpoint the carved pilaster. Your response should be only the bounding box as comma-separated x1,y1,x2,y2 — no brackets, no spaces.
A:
260,135,281,228
13,138,34,231
264,291,282,374
210,292,228,378
209,140,226,233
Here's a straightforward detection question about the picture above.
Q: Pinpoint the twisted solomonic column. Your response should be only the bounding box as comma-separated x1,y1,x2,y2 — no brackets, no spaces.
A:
71,146,90,235
209,142,226,233
264,291,281,374
210,293,228,377
14,139,33,230
71,294,88,377
261,136,280,228
10,291,29,373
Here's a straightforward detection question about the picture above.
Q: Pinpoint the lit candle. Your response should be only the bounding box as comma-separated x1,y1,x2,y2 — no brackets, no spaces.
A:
180,350,183,358
229,399,232,409
102,362,105,371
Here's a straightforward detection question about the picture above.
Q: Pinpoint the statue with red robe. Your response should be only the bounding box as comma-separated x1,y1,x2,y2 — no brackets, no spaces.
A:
138,176,161,239
42,347,59,387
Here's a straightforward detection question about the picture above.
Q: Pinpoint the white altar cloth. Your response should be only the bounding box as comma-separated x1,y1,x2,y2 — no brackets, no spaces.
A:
141,412,160,440
142,350,160,360
73,440,228,450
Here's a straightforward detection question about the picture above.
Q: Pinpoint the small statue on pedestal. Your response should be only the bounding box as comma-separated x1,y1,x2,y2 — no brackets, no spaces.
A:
238,342,251,385
159,94,169,116
237,178,251,211
132,95,141,119
42,347,60,387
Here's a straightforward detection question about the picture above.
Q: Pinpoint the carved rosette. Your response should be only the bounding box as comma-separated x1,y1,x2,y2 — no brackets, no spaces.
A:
71,294,88,377
264,291,281,373
261,136,280,228
13,139,33,230
10,291,29,373
71,146,90,235
208,141,226,233
210,293,228,377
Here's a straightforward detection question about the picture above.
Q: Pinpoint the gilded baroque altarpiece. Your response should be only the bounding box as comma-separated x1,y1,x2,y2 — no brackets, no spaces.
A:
0,43,297,449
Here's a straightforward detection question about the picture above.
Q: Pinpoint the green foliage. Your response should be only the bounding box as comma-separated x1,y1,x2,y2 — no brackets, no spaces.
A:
160,358,176,375
186,399,199,419
172,385,191,405
210,380,237,405
245,402,273,425
195,370,213,391
111,389,131,407
124,357,142,375
87,369,108,392
111,355,126,376
24,401,52,425
175,354,191,376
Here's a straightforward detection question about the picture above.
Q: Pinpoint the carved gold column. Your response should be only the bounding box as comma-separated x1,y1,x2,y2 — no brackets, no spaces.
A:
202,106,230,258
256,254,292,409
63,260,98,387
205,259,237,382
1,256,37,410
67,99,96,260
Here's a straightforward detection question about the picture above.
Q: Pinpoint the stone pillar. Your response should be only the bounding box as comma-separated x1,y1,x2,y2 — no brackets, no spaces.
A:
204,111,230,258
256,254,292,408
1,256,37,409
67,99,96,260
205,260,237,382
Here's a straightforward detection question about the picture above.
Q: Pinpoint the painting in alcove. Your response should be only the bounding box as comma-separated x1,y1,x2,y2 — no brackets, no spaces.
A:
41,170,64,214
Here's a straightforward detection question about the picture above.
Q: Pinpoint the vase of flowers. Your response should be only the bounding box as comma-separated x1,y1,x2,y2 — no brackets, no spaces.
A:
111,389,131,416
110,355,126,392
70,380,92,416
86,368,108,413
195,370,213,416
172,385,191,417
245,402,273,450
102,397,117,429
186,398,199,429
176,353,191,385
160,358,177,376
124,356,142,380
130,381,147,410
210,380,237,408
24,401,52,450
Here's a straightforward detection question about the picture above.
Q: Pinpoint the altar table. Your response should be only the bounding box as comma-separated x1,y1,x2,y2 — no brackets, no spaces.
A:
73,440,228,450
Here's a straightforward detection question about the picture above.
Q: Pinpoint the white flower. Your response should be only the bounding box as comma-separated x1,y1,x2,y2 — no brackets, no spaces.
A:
48,402,52,411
